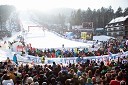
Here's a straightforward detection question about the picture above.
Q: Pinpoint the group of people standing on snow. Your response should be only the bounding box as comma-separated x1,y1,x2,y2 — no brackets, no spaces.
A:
24,39,128,58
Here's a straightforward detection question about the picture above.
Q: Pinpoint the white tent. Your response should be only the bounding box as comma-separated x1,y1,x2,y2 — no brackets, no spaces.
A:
93,35,115,41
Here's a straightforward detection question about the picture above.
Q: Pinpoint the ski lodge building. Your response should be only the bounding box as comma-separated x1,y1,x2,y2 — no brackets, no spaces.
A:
105,15,128,39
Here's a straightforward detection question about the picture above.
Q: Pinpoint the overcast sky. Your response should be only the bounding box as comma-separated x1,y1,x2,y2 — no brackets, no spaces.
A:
0,0,128,12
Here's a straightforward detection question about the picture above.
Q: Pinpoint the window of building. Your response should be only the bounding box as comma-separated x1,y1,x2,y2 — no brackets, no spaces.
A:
125,31,128,35
116,32,119,35
114,28,116,31
125,26,128,31
117,23,119,26
118,26,124,31
116,27,119,30
113,23,116,26
108,33,111,36
107,28,111,31
119,32,124,35
113,32,117,36
111,28,114,30
110,24,113,27
118,23,121,25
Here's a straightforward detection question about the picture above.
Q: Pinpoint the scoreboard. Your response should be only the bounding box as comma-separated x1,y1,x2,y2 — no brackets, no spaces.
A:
82,22,93,28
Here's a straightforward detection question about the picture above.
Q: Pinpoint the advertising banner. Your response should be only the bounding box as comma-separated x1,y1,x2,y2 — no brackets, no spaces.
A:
81,32,92,40
17,51,128,64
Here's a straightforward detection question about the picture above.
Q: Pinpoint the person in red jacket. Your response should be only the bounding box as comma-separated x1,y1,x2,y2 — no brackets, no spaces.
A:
110,76,122,85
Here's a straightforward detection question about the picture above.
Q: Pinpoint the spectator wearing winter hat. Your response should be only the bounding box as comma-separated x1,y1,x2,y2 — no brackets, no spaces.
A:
92,77,96,84
22,74,29,85
8,68,16,84
26,77,34,85
120,80,126,85
42,82,47,85
34,81,39,85
2,74,14,85
85,78,93,85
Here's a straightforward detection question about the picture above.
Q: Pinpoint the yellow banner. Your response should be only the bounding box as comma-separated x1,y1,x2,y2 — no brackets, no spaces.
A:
81,32,87,40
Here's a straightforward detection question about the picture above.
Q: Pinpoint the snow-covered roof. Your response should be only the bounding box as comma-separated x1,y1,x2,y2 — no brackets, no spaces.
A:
109,15,128,24
95,28,104,31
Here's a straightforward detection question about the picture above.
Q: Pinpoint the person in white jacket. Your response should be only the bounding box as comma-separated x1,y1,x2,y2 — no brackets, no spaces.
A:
125,39,128,49
2,74,14,85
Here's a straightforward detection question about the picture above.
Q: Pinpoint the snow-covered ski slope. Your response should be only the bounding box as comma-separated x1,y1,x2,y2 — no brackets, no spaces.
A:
25,29,92,49
20,11,92,49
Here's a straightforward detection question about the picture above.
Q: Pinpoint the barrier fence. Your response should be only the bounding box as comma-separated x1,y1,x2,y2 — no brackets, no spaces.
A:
17,51,128,65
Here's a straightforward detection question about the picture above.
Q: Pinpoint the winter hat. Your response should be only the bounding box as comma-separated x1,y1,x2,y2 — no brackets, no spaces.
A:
87,78,92,83
26,77,33,84
92,77,96,82
34,81,39,85
120,80,126,85
42,82,47,85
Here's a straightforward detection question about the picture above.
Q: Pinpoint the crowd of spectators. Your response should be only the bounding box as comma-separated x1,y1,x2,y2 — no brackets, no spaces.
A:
26,39,128,58
0,55,127,85
1,37,128,85
2,36,127,59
